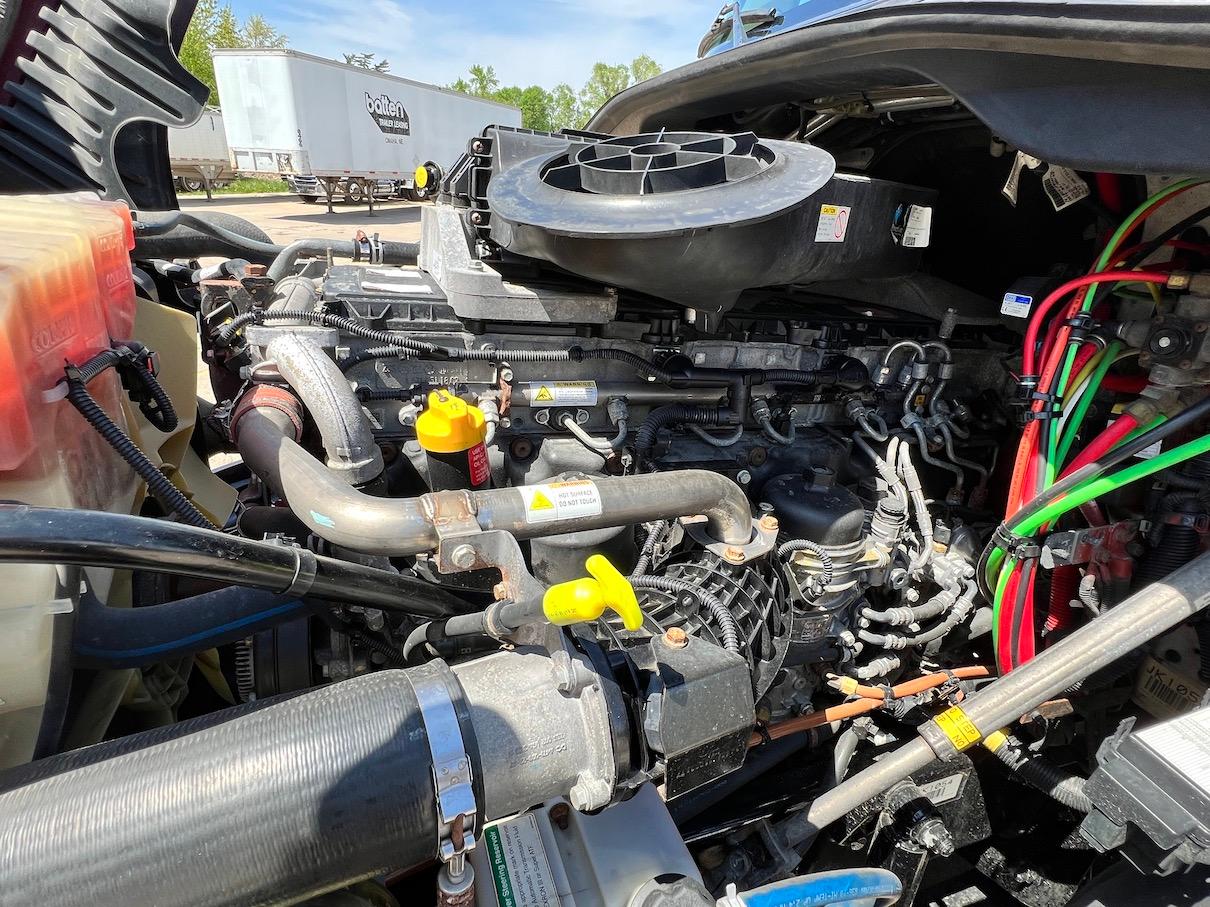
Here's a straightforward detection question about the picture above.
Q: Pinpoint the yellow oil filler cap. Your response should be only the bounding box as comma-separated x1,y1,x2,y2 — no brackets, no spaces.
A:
415,389,485,453
543,555,643,631
415,390,491,491
414,164,430,189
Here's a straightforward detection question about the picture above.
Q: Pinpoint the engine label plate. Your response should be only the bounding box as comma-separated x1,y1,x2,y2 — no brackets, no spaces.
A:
483,811,559,907
518,480,603,524
527,380,598,407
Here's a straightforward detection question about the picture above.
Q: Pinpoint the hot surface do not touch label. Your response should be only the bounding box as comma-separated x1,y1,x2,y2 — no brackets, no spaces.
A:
484,812,558,907
518,480,603,524
527,380,598,407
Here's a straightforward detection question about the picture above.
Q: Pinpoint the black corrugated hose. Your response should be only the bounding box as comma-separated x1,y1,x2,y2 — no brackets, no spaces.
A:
630,573,741,653
635,404,727,454
775,539,835,590
63,364,215,530
992,737,1092,812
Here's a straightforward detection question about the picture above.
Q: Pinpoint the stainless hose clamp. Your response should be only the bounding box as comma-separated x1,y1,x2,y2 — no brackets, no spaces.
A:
407,661,477,871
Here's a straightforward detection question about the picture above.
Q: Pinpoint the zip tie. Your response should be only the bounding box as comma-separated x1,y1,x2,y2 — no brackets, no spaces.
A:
993,523,1042,561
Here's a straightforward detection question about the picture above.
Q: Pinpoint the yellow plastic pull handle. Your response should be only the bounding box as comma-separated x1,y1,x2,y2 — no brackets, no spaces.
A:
542,554,643,631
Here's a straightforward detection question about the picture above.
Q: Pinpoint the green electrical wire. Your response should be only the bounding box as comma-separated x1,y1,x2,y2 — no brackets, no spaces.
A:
1055,341,1123,467
1017,432,1210,537
988,416,1188,639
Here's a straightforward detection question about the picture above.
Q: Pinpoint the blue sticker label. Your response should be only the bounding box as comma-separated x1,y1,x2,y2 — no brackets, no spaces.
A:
1001,293,1033,317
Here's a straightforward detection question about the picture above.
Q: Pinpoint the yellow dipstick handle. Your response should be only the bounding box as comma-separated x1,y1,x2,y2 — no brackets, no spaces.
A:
542,555,643,631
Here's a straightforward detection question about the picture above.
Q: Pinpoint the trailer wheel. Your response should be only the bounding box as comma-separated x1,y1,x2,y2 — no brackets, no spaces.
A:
345,179,364,203
299,195,320,204
408,185,431,202
182,178,205,193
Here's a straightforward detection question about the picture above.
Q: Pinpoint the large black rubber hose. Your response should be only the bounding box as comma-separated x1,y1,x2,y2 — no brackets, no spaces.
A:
72,587,325,669
0,504,469,618
132,211,279,262
0,668,476,907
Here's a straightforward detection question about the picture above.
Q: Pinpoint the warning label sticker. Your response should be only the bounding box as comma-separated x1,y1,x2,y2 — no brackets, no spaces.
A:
814,204,851,243
518,480,603,524
484,812,559,907
527,380,598,407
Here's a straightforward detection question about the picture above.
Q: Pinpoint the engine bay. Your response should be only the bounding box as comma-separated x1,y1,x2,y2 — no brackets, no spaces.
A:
2,116,1210,907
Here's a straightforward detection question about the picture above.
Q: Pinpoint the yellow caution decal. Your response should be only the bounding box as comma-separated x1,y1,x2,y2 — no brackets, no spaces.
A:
933,706,983,752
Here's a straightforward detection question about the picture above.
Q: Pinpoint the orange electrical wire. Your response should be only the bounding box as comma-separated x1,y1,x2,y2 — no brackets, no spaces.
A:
750,666,992,746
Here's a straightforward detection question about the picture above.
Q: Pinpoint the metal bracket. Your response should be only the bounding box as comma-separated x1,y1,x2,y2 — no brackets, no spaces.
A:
684,515,777,564
1041,521,1138,569
407,661,477,871
434,529,547,607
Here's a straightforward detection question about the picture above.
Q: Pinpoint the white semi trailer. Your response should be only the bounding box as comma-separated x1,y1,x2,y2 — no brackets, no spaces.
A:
168,106,234,199
212,49,521,210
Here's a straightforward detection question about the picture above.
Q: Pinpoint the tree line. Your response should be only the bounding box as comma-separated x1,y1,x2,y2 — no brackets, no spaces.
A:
180,4,661,129
446,57,662,131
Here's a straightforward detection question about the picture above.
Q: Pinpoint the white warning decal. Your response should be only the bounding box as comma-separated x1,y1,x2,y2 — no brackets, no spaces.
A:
814,204,851,243
518,480,603,524
527,380,598,407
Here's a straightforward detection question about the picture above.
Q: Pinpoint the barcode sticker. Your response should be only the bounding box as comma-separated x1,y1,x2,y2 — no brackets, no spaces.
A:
1133,655,1207,719
901,205,933,248
1041,165,1091,212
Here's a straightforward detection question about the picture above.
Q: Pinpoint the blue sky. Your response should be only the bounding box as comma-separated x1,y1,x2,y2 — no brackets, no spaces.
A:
224,0,722,91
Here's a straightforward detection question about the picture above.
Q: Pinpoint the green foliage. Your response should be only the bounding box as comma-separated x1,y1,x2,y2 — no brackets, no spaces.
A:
549,83,581,132
179,177,288,195
243,15,288,50
629,54,661,85
467,64,500,98
447,55,662,132
578,62,632,120
343,52,391,73
179,1,288,104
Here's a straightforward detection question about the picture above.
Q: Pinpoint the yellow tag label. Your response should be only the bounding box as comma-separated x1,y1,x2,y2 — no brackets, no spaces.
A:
820,204,839,215
534,385,554,402
528,490,554,512
934,706,982,751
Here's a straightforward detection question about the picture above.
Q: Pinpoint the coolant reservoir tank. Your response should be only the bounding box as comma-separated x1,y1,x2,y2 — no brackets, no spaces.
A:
0,194,140,768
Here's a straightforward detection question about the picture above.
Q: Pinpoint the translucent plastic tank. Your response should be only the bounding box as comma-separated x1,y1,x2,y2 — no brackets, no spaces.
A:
0,194,141,766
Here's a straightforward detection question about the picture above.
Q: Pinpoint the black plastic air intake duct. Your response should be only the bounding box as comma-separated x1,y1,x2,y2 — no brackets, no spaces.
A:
479,126,935,311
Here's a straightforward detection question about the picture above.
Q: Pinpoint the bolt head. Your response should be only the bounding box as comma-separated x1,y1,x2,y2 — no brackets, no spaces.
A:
663,627,689,648
723,545,746,564
758,514,779,532
736,469,752,485
450,544,477,570
492,582,508,600
549,802,571,830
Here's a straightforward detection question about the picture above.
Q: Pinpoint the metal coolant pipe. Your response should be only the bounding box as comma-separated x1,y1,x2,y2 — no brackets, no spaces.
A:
781,550,1210,848
260,277,384,485
234,404,753,555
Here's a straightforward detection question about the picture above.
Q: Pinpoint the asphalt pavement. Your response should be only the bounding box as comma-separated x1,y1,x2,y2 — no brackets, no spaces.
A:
178,193,424,246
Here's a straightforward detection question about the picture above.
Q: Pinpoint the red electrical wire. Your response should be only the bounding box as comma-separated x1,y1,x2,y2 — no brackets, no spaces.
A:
1060,413,1139,479
1101,373,1148,394
1022,271,1170,377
